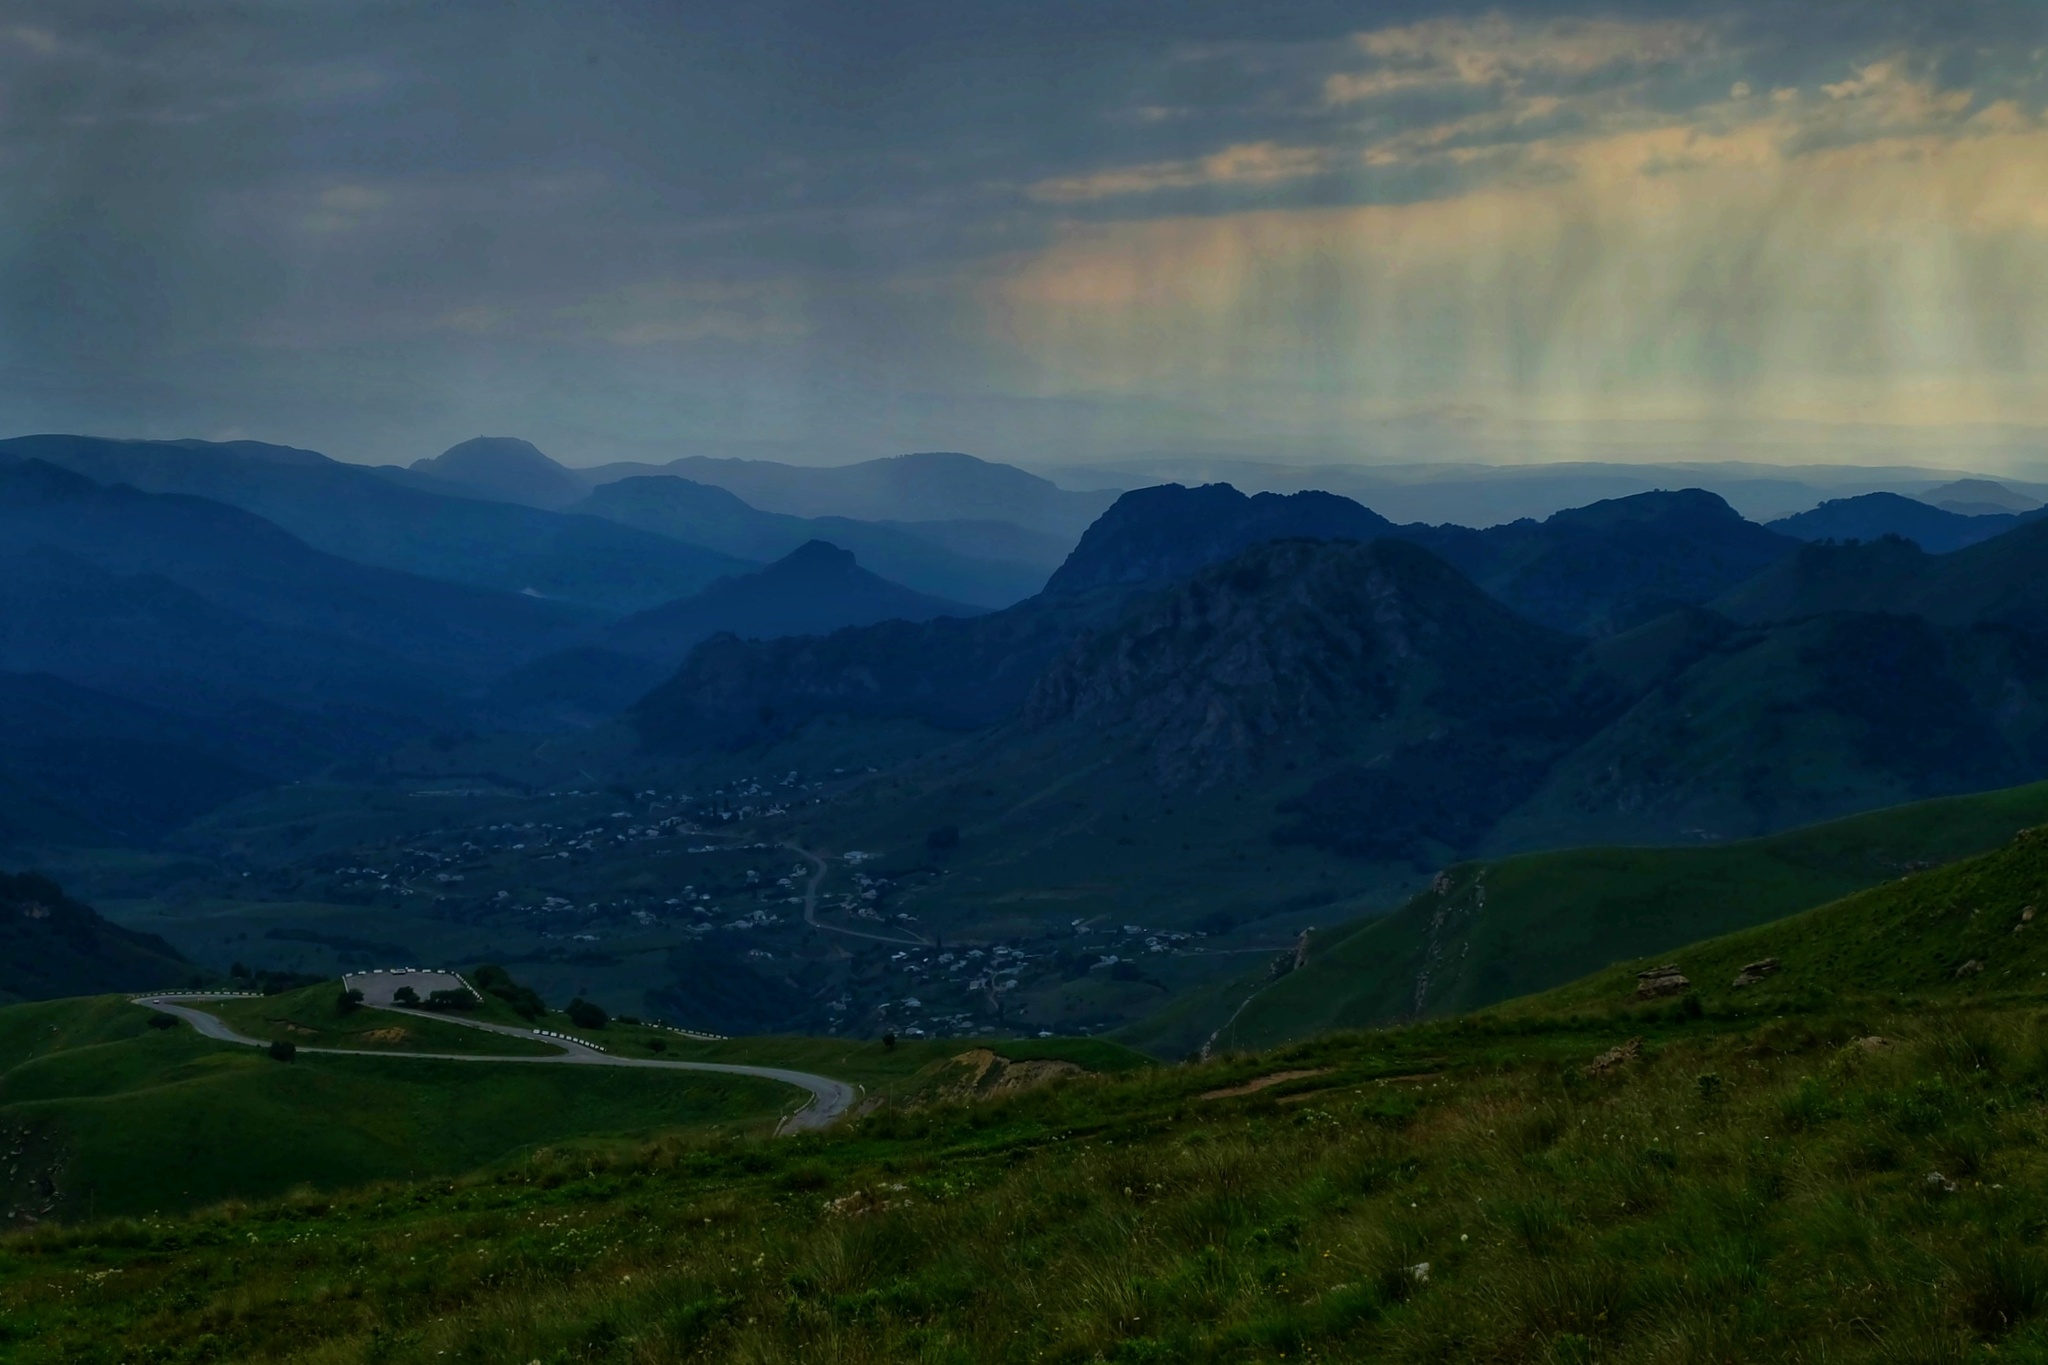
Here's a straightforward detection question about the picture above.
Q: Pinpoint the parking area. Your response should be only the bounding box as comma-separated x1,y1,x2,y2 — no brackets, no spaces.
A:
342,969,476,1007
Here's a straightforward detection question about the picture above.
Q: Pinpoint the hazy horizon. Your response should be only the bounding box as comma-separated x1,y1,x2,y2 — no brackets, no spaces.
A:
4,2,2044,470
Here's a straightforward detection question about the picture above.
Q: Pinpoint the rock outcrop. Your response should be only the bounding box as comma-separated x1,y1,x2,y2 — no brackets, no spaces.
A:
1634,965,1691,1000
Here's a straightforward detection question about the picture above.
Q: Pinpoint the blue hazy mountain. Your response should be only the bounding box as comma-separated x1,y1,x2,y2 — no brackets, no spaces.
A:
0,458,596,771
0,672,276,842
1769,491,2043,553
409,436,591,509
584,450,1119,540
573,475,1051,607
495,541,984,725
1409,488,1800,637
1,435,748,614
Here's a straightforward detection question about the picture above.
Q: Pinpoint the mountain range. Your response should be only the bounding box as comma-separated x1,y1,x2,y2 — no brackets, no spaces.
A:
495,542,984,726
577,451,1119,540
12,426,2048,875
1768,490,2047,553
634,480,2048,915
2,435,747,615
572,475,1053,607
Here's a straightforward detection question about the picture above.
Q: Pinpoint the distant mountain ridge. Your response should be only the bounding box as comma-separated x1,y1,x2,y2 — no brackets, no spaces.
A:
1919,478,2042,516
636,482,1788,756
0,457,636,821
1047,482,1798,637
586,451,1119,539
497,542,986,726
1,435,748,614
1770,492,2042,554
574,476,1050,607
637,489,2048,865
411,436,589,510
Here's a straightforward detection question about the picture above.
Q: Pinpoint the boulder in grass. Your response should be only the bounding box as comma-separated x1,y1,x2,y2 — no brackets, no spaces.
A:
1585,1037,1643,1075
1731,957,1781,988
1635,965,1690,1000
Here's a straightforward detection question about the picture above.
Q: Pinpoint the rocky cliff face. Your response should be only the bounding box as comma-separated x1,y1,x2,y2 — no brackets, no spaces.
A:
1024,537,1583,792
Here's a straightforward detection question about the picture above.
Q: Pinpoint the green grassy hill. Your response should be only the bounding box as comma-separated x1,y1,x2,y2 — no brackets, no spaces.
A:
0,995,796,1222
1129,780,2048,1059
204,984,557,1057
11,826,2048,1361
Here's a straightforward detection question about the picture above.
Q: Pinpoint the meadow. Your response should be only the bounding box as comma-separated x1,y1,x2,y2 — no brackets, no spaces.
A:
7,825,2048,1360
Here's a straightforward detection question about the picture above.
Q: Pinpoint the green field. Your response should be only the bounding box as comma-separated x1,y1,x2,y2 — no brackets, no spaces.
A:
1126,779,2048,1058
9,825,2048,1360
205,984,558,1056
0,995,797,1221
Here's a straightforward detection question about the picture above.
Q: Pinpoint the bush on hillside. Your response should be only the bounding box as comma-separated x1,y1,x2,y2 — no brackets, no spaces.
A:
336,988,363,1015
566,998,609,1030
392,986,419,1006
473,964,548,1020
266,1040,296,1063
424,988,476,1011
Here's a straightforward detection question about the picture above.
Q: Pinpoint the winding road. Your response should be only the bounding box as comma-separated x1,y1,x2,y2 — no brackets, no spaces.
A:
133,994,855,1134
782,841,929,947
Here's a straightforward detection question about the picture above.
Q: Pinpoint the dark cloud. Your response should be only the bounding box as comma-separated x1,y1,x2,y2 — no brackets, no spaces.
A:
0,0,2041,464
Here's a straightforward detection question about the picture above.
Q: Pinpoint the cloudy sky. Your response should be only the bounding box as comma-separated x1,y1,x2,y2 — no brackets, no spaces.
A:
3,1,2045,469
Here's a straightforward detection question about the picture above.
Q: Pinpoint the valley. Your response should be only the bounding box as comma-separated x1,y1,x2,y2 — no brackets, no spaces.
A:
9,438,2048,1361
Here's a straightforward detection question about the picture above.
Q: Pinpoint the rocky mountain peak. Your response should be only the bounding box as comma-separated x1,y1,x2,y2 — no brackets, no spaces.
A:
1025,537,1575,790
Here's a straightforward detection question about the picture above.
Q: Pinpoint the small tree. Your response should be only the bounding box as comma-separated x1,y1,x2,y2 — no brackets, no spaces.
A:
566,997,609,1030
268,1039,297,1063
147,1013,179,1031
392,985,420,1007
882,1032,897,1050
336,988,364,1015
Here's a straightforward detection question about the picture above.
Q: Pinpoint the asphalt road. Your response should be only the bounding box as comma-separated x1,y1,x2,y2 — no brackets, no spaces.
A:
133,993,855,1134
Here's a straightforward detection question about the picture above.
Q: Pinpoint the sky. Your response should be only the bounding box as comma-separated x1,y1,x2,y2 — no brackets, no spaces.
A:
2,1,2046,470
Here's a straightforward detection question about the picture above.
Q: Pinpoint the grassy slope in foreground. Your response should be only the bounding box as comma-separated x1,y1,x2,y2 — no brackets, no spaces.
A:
0,996,795,1220
1135,779,2048,1058
11,830,2048,1361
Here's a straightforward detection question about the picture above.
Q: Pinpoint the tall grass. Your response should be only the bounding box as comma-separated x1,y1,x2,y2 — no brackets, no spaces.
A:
9,1003,2048,1362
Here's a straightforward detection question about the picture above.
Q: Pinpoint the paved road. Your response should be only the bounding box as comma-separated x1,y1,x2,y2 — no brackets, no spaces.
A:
133,994,855,1134
781,841,929,947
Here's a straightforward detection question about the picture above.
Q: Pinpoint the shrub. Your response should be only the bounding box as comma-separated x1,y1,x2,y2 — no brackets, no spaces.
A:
392,986,420,1007
473,963,548,1019
424,989,476,1012
566,998,609,1030
336,988,364,1015
146,1013,178,1031
267,1040,297,1063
